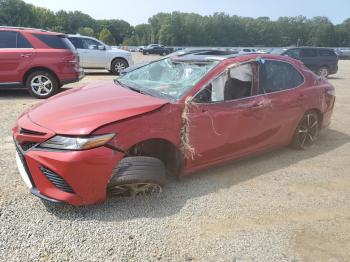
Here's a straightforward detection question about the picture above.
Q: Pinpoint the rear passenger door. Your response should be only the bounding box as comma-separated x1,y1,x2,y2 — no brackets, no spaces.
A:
259,59,306,146
299,49,318,72
0,31,34,84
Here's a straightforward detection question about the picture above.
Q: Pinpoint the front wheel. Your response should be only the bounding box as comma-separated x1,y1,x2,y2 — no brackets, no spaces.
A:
111,59,128,75
291,111,320,150
26,71,59,99
108,156,166,198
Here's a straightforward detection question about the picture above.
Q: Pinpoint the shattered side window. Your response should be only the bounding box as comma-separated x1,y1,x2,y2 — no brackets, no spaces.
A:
118,58,218,100
193,63,255,103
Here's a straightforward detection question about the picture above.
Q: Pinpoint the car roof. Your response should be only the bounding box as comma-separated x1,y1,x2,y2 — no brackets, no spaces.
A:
67,34,100,41
171,53,295,65
0,26,64,35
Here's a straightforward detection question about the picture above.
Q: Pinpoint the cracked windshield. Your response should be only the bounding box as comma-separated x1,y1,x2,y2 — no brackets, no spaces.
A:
118,58,219,99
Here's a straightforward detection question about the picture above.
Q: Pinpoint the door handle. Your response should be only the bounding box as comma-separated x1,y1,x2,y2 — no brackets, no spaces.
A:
251,101,267,110
298,94,307,100
20,53,32,58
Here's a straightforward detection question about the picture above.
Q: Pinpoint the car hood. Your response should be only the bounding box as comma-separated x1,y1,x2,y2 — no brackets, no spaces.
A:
108,47,131,54
28,81,169,135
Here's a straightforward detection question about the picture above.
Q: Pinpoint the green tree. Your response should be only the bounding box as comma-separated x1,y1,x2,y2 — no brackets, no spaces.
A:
99,28,115,45
78,27,95,37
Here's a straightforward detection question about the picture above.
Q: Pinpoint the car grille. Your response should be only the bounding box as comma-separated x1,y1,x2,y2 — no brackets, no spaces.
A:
14,140,35,186
20,142,37,151
40,166,75,194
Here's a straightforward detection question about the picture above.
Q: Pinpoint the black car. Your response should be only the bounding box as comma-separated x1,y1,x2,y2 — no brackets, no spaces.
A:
272,47,338,78
142,44,174,56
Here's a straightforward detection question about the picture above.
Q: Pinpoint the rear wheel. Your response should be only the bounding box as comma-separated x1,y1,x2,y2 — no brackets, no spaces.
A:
317,66,329,78
111,58,128,75
108,156,166,197
161,51,167,56
26,71,59,99
291,111,320,150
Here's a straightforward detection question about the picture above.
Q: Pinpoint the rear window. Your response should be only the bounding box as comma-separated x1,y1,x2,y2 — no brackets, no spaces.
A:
319,49,336,56
33,34,75,50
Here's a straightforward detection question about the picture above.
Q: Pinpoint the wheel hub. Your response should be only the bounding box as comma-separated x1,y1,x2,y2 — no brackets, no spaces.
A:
108,183,162,197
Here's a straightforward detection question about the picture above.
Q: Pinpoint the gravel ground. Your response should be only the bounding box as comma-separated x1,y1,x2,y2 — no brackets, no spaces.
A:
0,53,350,262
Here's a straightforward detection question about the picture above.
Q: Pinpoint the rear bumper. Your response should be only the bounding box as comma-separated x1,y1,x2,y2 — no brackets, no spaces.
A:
60,68,84,86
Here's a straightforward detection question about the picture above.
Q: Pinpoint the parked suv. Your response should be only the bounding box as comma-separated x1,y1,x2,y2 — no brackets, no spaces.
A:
68,35,134,75
277,47,338,78
0,27,83,98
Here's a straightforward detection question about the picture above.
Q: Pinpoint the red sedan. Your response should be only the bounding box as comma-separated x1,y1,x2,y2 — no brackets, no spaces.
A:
13,53,335,206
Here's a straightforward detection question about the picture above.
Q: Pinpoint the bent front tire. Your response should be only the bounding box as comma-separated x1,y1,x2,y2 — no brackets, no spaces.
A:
108,156,166,197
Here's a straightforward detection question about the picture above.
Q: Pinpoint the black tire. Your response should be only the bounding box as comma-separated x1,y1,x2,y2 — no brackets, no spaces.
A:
317,66,329,78
161,51,168,56
144,51,150,55
108,156,166,197
111,58,128,75
291,111,320,150
26,70,59,99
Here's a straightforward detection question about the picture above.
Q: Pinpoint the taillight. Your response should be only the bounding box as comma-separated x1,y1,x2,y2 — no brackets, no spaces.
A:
61,55,78,64
327,88,335,96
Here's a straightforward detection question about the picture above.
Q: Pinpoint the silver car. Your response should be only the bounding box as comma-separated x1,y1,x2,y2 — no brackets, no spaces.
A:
68,35,134,75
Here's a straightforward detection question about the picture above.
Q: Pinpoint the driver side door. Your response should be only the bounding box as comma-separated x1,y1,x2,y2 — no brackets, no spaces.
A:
185,62,271,172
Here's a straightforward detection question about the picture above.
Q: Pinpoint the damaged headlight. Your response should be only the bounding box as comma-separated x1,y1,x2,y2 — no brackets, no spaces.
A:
39,134,115,150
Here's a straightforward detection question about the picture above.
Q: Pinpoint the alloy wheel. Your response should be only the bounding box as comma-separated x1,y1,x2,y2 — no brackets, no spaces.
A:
114,62,126,73
30,75,53,96
296,113,319,148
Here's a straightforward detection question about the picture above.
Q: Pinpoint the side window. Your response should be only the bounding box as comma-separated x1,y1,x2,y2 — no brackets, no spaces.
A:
0,31,17,48
81,38,100,50
319,49,335,56
285,49,300,59
68,37,83,49
193,63,256,103
300,49,317,58
17,33,32,48
33,34,71,49
260,60,304,93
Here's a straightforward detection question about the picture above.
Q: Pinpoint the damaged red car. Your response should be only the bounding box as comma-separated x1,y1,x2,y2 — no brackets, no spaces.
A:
13,53,335,205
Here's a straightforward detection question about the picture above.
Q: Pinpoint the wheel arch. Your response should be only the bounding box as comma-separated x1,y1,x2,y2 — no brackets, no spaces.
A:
110,57,129,69
127,138,184,177
23,67,60,86
305,108,324,126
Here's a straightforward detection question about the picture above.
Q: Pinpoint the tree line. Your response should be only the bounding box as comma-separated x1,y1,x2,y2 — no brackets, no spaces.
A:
1,0,349,47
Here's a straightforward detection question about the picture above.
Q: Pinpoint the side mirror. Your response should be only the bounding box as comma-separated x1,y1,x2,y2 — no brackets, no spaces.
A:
98,45,106,51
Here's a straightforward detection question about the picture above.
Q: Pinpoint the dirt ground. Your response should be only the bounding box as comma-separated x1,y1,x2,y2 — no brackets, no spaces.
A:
0,53,349,261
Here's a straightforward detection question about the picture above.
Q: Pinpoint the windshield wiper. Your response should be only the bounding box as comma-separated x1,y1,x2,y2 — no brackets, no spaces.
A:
115,79,141,93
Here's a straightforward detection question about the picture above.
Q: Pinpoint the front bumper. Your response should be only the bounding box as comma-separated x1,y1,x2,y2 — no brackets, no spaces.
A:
13,124,124,206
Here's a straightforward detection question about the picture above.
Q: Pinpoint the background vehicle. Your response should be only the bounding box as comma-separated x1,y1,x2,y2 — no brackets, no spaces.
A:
0,26,83,98
13,53,335,206
273,47,338,78
335,48,350,60
142,44,174,56
68,35,134,75
121,48,237,76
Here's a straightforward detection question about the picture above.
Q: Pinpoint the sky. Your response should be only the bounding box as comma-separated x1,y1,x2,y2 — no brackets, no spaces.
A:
23,0,350,25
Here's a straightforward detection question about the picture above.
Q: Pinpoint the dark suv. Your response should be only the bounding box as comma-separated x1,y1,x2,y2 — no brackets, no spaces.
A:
277,47,338,78
0,27,84,98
